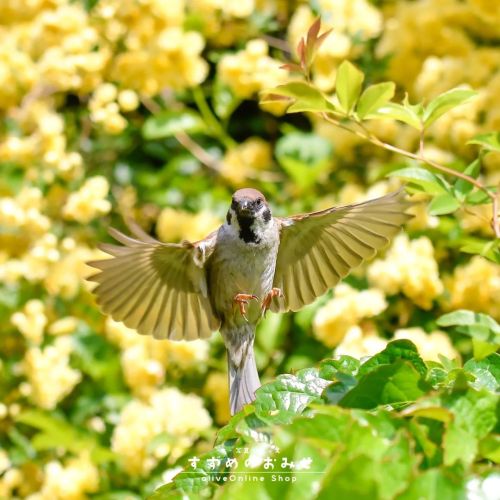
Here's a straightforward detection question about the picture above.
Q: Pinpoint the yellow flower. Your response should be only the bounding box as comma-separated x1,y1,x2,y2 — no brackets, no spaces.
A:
334,325,387,359
24,337,82,410
394,327,459,362
111,387,212,475
104,318,209,396
117,89,140,112
62,176,111,223
48,317,78,336
30,453,99,500
313,284,387,347
219,137,272,186
218,39,288,99
444,256,500,320
368,234,444,309
11,299,47,345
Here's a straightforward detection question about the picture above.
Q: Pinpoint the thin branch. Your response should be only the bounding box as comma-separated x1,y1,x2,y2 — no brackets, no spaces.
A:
192,87,236,149
321,112,500,238
141,96,162,114
174,132,222,173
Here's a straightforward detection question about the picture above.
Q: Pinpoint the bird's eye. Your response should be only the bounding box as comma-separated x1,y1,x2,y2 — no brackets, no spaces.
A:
256,198,263,206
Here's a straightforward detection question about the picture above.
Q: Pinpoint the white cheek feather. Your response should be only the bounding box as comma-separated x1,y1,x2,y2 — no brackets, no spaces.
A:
226,208,240,236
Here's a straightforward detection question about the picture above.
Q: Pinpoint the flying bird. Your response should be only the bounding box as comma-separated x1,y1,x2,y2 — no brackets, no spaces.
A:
88,188,413,415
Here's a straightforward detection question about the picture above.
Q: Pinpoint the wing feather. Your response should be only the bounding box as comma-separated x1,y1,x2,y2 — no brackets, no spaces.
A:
88,223,220,340
271,189,413,312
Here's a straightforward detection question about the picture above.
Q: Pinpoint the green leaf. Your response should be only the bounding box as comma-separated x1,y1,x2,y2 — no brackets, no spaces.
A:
356,82,395,119
339,360,427,410
453,159,480,199
443,389,497,466
479,434,500,463
428,193,460,215
468,131,500,153
323,373,358,405
319,427,416,500
388,167,448,194
254,367,330,424
460,239,500,264
358,340,428,378
397,469,465,500
319,356,360,380
466,187,494,205
275,132,333,189
464,354,500,392
260,82,336,114
423,88,476,127
371,102,422,129
142,109,206,139
16,410,116,464
335,60,364,114
212,79,240,119
437,309,500,359
437,310,500,334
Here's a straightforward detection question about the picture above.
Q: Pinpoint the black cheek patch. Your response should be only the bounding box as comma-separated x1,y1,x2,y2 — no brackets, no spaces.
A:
226,211,232,225
263,208,271,223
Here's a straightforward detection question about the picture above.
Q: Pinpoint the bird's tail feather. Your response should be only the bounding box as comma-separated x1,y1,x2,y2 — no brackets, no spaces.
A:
228,346,260,415
222,323,261,415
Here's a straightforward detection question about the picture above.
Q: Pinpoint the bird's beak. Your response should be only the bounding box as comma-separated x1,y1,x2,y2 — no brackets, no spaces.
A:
238,199,252,216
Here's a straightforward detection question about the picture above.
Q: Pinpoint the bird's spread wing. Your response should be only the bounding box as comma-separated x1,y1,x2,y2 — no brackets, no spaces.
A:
271,189,413,312
87,221,220,340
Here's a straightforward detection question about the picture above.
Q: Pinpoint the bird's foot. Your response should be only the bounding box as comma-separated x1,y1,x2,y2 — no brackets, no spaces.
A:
261,288,283,315
233,293,259,322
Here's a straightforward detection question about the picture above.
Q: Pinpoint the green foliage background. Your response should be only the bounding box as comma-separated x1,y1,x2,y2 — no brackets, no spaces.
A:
0,1,499,499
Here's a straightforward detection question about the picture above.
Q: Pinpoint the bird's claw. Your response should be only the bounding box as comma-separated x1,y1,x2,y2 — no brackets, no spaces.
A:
261,288,283,316
233,293,259,322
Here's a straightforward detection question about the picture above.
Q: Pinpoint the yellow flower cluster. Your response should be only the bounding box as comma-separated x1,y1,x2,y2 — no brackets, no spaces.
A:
23,337,81,410
0,101,84,182
95,0,207,95
105,319,209,397
445,256,500,320
219,137,272,186
0,3,108,107
11,299,47,345
218,40,289,99
334,324,387,359
111,387,212,475
288,0,383,91
377,0,500,160
89,83,139,135
27,453,99,500
157,208,221,243
368,234,444,309
0,187,50,235
313,284,388,347
1,230,99,299
63,176,111,223
188,0,274,46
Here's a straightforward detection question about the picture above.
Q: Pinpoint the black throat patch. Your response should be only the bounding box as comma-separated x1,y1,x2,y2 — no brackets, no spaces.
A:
237,214,261,244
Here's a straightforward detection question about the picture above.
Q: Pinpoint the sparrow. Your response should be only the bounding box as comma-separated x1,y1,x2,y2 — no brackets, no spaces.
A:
88,188,412,415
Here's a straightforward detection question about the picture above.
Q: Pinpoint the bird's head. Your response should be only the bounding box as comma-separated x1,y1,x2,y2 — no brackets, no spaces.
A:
226,188,272,244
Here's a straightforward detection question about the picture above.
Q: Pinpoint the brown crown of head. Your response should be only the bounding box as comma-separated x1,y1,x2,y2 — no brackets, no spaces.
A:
232,188,266,203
